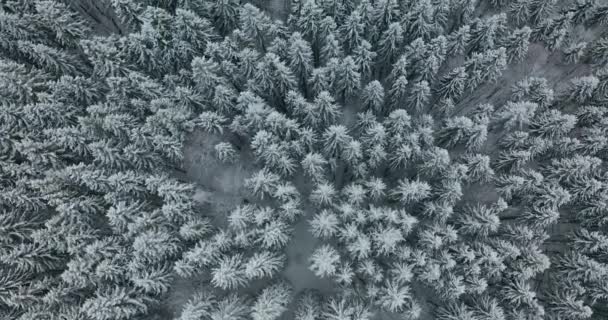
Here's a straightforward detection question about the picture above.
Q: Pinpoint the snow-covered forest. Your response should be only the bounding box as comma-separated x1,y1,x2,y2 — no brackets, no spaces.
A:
2,0,608,319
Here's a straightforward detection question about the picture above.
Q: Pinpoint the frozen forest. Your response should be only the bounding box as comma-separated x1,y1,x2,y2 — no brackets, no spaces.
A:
3,0,608,319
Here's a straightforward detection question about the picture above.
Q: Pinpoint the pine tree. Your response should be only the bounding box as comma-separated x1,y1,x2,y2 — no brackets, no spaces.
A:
322,125,351,158
320,32,344,65
530,109,576,139
372,0,399,31
176,290,215,320
239,3,274,51
373,226,404,256
302,152,328,182
361,80,385,114
132,229,180,264
436,67,468,102
448,25,471,55
353,40,376,81
567,76,599,103
18,41,79,75
436,303,475,320
322,297,354,320
82,287,149,320
205,0,240,34
212,293,251,320
419,147,451,176
386,76,409,112
214,142,238,163
407,81,430,113
244,251,285,280
337,56,361,101
534,12,573,51
497,101,538,130
309,244,341,278
366,177,387,201
294,291,322,320
377,22,403,65
457,204,500,237
318,16,338,41
257,220,292,249
469,296,505,320
346,232,372,260
245,168,280,199
564,41,588,63
547,289,593,320
503,26,532,62
314,91,342,127
297,0,323,46
391,178,431,205
462,154,495,183
251,282,293,320
35,1,91,47
211,254,247,290
377,279,412,313
590,4,608,26
469,14,508,53
310,182,337,207
402,0,437,41
339,10,364,53
437,116,487,151
310,209,340,239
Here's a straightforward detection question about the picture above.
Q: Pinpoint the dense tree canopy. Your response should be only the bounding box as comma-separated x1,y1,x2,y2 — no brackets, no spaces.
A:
2,1,608,320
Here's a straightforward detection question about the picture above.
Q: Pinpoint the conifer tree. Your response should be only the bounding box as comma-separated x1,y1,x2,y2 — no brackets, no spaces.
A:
339,10,364,53
564,41,588,63
239,3,274,51
297,0,323,47
309,209,340,239
387,75,409,111
337,56,361,101
314,91,342,127
310,182,337,207
503,26,532,62
437,67,468,102
294,291,322,320
320,32,343,65
361,80,385,114
82,287,149,320
322,125,351,158
251,282,293,320
567,76,599,103
244,252,285,281
469,14,508,53
391,178,431,205
407,81,430,113
211,254,247,290
448,25,471,55
309,244,341,278
511,77,555,108
497,101,538,130
377,22,403,66
353,40,376,81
